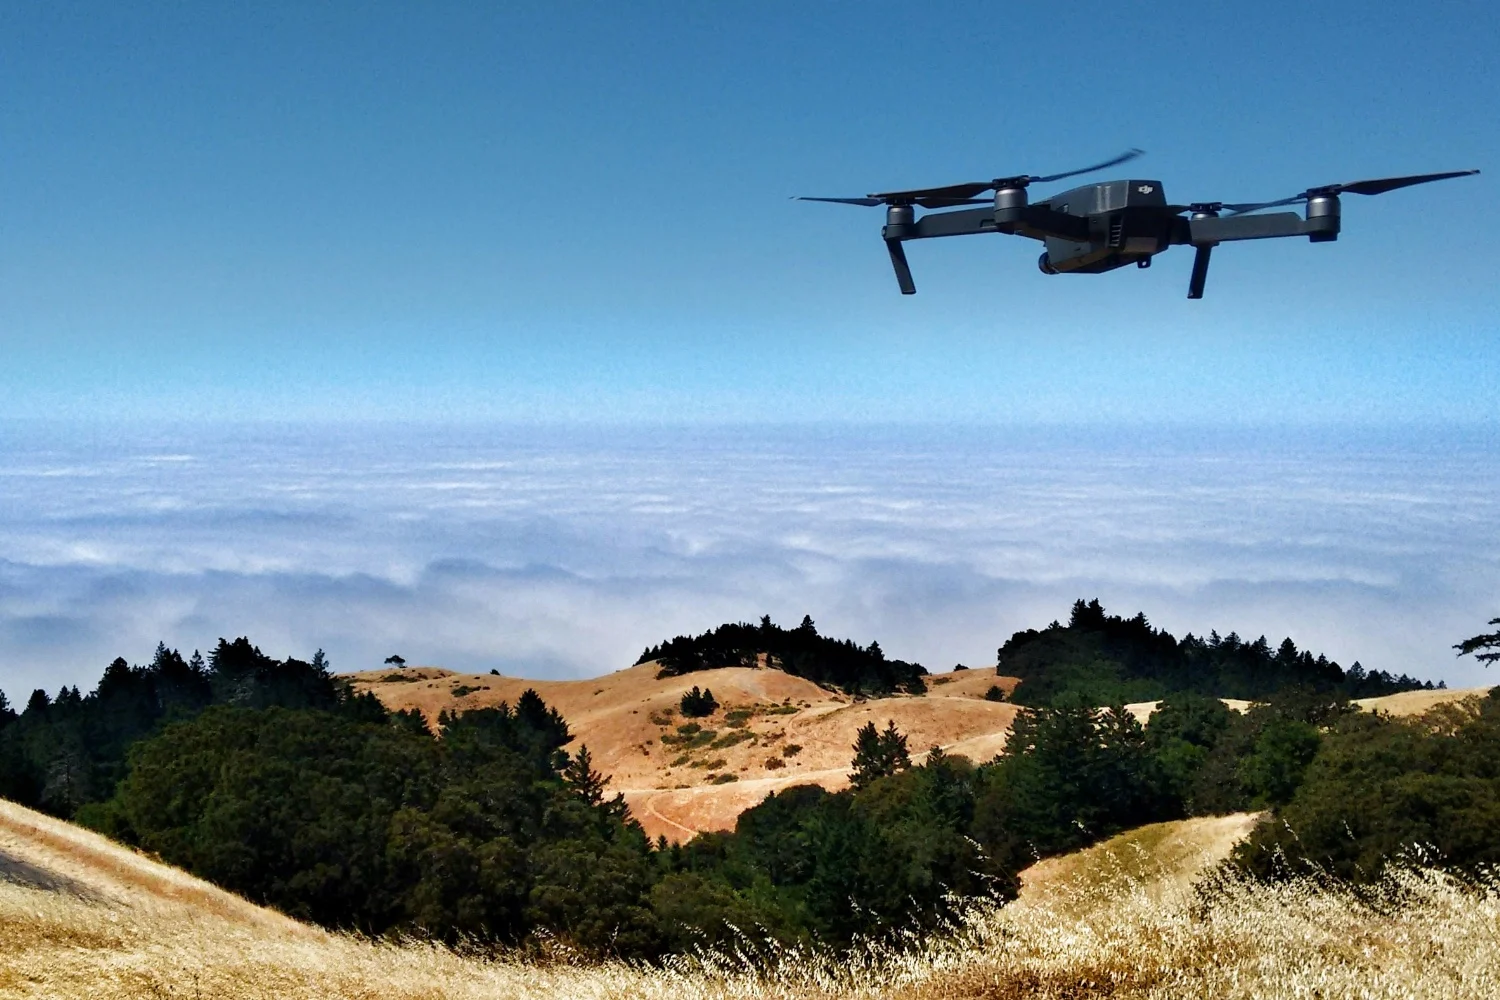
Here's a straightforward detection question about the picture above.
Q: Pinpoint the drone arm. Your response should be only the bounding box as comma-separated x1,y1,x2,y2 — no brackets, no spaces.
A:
908,207,1000,239
902,205,1091,243
1187,212,1336,244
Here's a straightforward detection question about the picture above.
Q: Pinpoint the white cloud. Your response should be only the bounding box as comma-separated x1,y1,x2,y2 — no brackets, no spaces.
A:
0,422,1497,700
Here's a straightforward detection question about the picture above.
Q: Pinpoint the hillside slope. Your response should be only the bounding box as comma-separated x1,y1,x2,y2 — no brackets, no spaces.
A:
348,662,1022,841
4,798,1492,999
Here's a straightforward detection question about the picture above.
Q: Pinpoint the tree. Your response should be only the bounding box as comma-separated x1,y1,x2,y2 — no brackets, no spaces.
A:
850,720,911,790
1456,618,1500,666
679,686,718,717
384,654,407,668
564,744,608,806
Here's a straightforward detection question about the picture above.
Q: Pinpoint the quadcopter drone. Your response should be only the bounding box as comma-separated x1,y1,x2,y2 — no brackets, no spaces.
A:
797,150,1479,298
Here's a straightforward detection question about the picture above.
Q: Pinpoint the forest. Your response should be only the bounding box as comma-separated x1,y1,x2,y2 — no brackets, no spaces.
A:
999,598,1438,706
638,614,929,695
0,604,1493,960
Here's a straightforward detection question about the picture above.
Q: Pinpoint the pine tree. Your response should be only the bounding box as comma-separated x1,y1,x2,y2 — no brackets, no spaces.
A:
1456,617,1500,666
680,685,718,717
850,722,884,789
564,744,608,805
850,719,911,790
880,720,911,771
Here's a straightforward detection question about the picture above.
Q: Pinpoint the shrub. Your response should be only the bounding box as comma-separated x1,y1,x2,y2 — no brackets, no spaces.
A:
781,743,802,758
709,730,752,750
984,685,1006,702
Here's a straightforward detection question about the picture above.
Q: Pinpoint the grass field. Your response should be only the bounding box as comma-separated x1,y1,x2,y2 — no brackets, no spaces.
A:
3,798,1498,998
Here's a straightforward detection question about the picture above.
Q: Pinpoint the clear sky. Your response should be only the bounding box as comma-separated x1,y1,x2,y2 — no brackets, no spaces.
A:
3,1,1496,425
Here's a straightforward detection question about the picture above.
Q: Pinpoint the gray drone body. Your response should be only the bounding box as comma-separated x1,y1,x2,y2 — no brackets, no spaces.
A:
798,152,1478,298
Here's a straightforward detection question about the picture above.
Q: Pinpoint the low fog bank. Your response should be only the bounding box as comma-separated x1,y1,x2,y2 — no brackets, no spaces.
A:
1,422,1496,697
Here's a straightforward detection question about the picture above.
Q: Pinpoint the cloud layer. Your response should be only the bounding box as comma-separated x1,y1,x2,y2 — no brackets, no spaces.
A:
1,422,1497,701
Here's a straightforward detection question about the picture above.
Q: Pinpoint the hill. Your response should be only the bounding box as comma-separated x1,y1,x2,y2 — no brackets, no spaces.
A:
5,797,1493,999
347,661,1022,841
348,661,1479,843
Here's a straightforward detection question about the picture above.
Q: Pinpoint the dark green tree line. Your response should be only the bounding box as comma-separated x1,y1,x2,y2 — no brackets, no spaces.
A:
639,614,928,695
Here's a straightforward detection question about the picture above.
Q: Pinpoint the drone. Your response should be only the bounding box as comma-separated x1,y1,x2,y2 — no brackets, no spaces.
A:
797,150,1479,298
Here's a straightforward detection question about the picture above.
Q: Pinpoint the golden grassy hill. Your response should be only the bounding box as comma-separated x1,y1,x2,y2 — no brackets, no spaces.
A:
5,795,1496,999
349,661,1482,843
346,663,1022,842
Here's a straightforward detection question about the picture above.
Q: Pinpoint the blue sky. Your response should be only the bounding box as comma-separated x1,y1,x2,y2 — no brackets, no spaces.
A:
3,1,1496,424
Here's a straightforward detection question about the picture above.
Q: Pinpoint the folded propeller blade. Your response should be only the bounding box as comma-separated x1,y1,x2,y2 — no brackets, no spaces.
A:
793,196,885,206
866,181,993,202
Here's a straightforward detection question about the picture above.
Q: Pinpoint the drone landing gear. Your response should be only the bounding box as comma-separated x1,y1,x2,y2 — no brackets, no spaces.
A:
885,239,916,295
1187,245,1213,299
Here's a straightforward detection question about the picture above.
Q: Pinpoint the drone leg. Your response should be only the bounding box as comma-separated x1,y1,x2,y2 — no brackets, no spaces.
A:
885,239,916,295
1187,245,1213,299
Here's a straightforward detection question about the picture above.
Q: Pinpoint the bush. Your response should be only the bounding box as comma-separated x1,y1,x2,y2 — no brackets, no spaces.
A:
984,684,1006,702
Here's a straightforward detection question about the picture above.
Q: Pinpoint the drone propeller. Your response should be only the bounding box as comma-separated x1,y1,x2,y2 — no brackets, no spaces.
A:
793,148,1145,209
793,195,991,209
1224,169,1479,215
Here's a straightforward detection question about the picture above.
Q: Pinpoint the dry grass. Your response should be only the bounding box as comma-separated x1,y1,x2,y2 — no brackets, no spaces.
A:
1356,686,1491,717
3,796,1497,999
347,663,1023,842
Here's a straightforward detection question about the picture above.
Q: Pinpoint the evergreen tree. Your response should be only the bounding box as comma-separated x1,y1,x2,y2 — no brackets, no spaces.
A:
564,744,608,806
679,685,718,717
850,720,911,790
1456,617,1500,666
